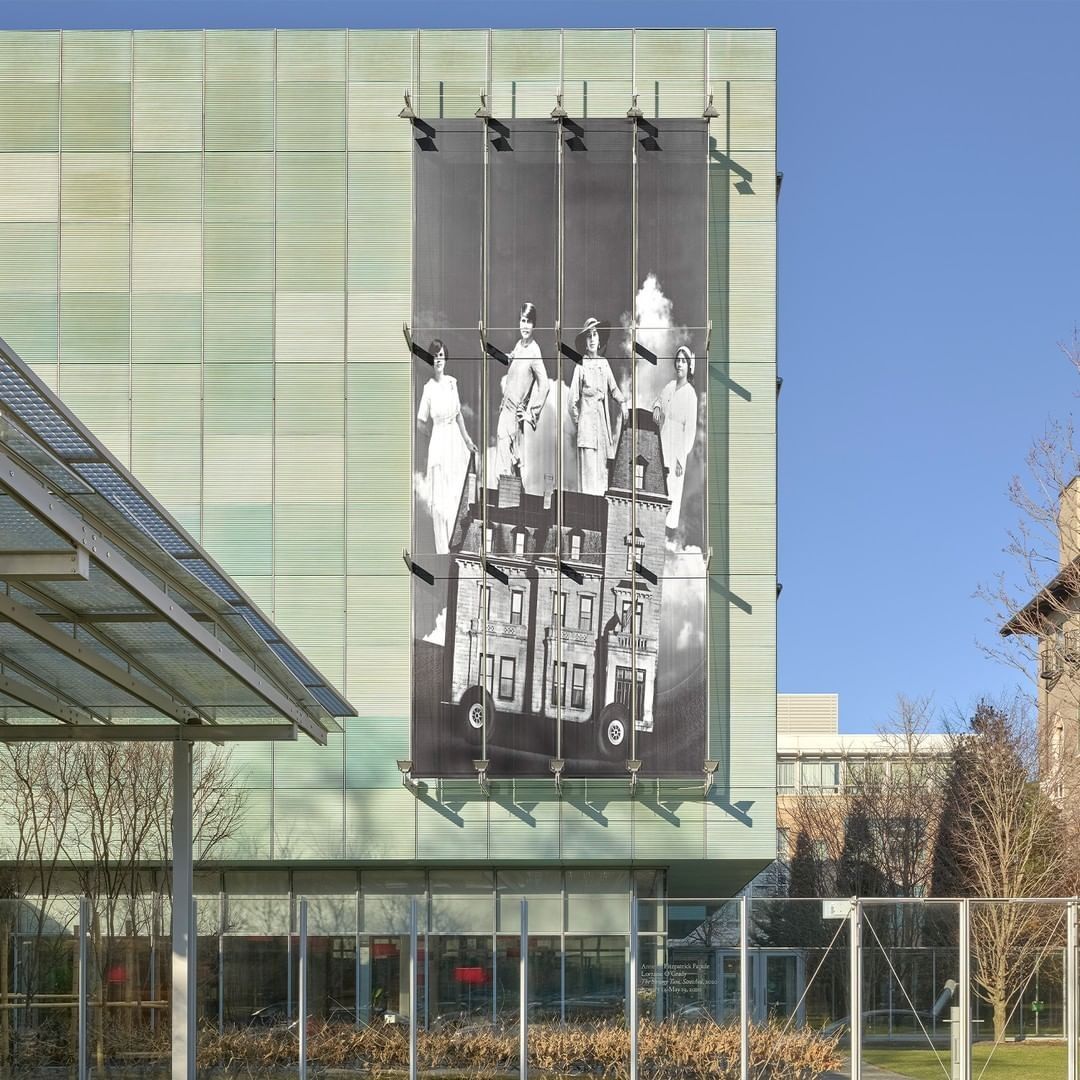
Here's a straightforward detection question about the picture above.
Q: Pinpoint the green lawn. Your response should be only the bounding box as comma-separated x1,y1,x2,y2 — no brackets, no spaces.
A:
864,1041,1066,1080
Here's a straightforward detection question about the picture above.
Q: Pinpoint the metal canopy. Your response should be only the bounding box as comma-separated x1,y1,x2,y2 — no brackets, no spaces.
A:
0,334,356,745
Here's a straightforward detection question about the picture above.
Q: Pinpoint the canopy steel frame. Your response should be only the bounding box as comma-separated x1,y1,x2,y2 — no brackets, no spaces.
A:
0,449,327,743
0,722,299,741
0,590,196,722
0,671,93,725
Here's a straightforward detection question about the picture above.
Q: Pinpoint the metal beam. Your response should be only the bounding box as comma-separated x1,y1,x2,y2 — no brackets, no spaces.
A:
0,671,93,725
0,450,328,743
0,590,195,723
0,546,88,580
0,722,298,742
10,579,211,726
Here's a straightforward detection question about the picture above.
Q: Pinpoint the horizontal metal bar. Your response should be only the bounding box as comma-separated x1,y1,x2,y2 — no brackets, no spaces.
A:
0,451,327,744
0,591,194,723
0,671,93,725
0,723,299,743
0,547,89,580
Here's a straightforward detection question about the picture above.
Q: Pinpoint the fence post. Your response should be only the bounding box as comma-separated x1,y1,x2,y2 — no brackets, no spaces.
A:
520,898,528,1080
298,898,308,1080
1068,898,1077,1080
958,898,971,1080
849,899,861,1080
409,896,418,1080
740,894,749,1080
78,896,89,1080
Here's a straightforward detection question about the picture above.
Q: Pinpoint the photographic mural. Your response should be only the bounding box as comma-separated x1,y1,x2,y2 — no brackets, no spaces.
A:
411,117,708,778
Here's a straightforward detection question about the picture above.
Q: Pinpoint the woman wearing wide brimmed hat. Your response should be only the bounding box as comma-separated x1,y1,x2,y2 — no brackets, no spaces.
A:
569,317,628,496
651,345,697,531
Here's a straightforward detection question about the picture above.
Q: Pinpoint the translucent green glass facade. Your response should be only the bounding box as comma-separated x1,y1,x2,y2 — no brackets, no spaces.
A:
0,28,776,894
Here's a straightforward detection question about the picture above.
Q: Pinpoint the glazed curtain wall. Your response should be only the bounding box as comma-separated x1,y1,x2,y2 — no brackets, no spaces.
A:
0,29,776,868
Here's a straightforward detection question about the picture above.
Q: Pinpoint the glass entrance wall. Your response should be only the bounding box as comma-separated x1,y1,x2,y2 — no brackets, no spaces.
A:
2,893,1079,1078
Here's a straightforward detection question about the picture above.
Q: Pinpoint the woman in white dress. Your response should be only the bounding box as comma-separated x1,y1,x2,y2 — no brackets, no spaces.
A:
651,346,697,531
417,340,477,553
569,317,628,495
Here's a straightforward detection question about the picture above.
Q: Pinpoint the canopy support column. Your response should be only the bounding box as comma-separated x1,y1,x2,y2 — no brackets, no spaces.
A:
172,741,195,1080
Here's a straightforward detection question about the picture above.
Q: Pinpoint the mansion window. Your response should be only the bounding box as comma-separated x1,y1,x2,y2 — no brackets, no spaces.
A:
551,661,567,707
509,589,524,625
570,664,587,710
498,656,516,701
551,589,567,627
477,583,491,620
478,653,495,696
614,665,646,722
513,529,526,556
620,598,644,636
578,594,594,632
570,533,582,561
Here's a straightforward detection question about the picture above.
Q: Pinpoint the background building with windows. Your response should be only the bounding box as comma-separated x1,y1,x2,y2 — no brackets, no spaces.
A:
762,694,951,898
0,26,777,1023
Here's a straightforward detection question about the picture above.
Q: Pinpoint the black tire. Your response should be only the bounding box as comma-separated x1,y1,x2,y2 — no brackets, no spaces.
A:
460,685,496,747
596,702,630,760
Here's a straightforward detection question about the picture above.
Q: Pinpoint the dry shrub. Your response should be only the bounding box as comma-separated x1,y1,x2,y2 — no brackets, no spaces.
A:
191,1018,839,1079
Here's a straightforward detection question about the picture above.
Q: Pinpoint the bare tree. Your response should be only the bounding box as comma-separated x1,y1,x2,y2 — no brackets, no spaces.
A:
0,743,81,1067
56,742,245,1065
781,695,951,904
931,697,1072,1042
980,332,1080,784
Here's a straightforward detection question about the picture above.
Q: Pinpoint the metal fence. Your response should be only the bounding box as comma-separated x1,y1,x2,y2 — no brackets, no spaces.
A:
0,894,1077,1079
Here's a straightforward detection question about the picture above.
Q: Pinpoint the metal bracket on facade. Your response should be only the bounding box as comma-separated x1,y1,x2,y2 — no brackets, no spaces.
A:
549,758,565,796
550,92,568,121
705,319,712,355
626,93,644,120
473,758,490,796
703,759,719,796
401,549,435,586
480,551,509,586
397,759,418,792
398,91,416,120
626,758,642,796
475,91,492,120
703,92,719,120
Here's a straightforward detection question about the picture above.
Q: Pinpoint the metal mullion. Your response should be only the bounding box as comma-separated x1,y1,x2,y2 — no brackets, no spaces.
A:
629,48,639,765
555,90,565,756
702,29,713,763
57,31,63,398
128,31,134,472
200,29,207,549
343,30,350,736
480,46,490,764
271,27,278,669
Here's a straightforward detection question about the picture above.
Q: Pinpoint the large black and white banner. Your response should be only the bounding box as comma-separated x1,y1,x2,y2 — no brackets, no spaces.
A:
411,117,708,778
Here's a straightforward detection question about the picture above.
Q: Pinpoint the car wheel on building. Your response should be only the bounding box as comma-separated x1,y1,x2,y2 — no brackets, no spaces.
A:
596,702,630,759
460,685,495,746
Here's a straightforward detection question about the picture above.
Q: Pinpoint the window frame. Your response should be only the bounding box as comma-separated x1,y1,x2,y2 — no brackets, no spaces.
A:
498,656,516,701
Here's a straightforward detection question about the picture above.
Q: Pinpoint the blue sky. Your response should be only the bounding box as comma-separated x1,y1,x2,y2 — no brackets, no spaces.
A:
10,1,1080,730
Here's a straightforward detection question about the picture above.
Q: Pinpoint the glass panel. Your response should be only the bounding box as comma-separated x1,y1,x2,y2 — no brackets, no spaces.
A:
221,895,291,1036
752,896,851,1079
